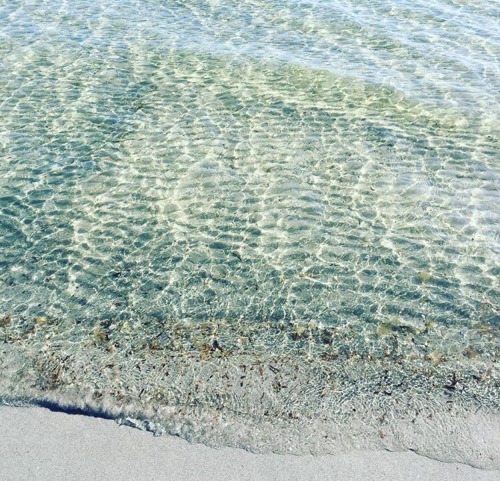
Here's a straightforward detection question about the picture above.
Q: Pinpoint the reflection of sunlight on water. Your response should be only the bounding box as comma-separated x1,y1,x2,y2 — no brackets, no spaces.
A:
0,0,499,468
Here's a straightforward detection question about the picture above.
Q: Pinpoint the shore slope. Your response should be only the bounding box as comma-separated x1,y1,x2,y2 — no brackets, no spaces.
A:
0,406,498,481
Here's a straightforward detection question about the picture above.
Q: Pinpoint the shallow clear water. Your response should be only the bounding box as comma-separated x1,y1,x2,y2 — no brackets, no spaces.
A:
1,0,499,468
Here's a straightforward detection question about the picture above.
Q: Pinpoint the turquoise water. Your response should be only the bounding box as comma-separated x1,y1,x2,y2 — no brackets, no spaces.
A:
1,0,499,468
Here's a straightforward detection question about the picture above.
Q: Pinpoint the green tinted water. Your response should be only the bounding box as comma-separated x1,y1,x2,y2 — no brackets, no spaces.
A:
1,0,499,468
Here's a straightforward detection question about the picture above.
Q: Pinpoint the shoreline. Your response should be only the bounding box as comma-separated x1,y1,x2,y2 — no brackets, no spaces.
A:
1,406,499,481
2,338,499,469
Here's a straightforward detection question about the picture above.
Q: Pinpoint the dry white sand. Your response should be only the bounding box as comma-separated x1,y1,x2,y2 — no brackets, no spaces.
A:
0,406,498,481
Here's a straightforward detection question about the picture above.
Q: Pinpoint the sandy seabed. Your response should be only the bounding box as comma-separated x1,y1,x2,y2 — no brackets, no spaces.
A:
0,406,498,481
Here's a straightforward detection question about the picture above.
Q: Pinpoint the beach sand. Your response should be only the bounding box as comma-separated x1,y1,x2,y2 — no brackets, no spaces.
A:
0,406,498,481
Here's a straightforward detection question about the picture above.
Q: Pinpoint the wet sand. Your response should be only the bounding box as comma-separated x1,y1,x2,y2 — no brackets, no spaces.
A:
0,406,498,481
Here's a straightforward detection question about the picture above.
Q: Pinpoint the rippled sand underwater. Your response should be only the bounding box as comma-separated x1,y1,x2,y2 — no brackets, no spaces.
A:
1,0,499,469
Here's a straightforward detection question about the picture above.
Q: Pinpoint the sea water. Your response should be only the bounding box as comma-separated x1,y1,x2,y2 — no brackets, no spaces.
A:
0,0,499,469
